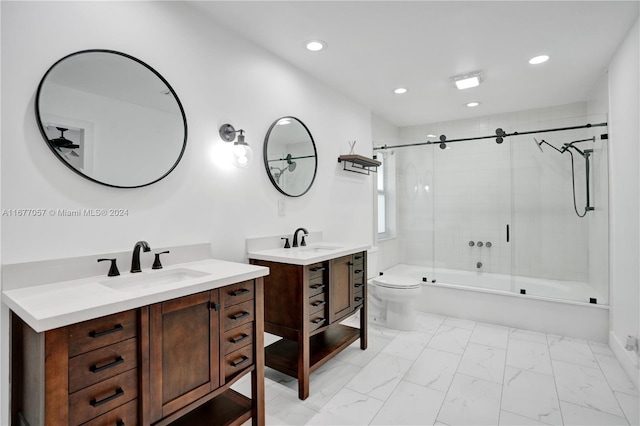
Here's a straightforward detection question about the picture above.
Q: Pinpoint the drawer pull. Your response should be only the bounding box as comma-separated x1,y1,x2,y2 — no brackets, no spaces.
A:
90,387,124,407
354,255,363,260
89,324,123,339
355,296,363,302
230,333,250,344
230,311,250,321
310,284,325,290
355,283,363,288
90,356,124,373
230,288,250,297
311,300,326,307
310,267,326,272
230,356,250,367
355,270,363,274
311,318,325,324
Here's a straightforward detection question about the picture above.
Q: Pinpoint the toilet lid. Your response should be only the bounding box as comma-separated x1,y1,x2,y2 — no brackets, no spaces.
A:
372,275,421,289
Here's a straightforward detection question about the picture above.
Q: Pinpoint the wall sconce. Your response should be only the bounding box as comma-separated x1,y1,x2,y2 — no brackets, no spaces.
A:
219,123,254,168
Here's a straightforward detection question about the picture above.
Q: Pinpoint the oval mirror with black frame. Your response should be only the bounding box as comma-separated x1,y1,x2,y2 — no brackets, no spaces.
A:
264,117,318,197
35,49,187,188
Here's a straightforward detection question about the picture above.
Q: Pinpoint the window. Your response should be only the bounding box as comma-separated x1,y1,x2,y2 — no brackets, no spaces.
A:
377,153,395,240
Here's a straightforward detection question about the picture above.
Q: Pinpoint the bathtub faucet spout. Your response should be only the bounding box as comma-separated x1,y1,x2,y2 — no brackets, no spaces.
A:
476,262,482,269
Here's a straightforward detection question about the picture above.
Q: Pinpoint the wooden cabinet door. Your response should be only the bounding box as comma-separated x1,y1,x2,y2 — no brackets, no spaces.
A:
329,255,354,323
149,290,220,423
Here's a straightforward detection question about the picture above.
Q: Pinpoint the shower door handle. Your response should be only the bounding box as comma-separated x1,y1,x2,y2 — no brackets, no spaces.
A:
506,224,510,243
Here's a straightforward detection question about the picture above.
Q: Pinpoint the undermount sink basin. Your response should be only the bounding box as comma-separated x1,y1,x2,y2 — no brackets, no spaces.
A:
99,268,209,291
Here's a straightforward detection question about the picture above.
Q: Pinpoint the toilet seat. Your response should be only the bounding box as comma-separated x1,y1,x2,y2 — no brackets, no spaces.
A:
372,275,421,290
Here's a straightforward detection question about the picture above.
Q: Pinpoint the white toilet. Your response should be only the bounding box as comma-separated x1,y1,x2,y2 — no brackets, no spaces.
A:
367,248,422,330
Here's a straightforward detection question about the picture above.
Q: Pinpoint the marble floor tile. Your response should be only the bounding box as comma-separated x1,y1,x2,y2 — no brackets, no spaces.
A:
381,331,434,361
506,337,553,376
552,359,624,417
615,391,639,426
345,352,413,401
370,380,446,425
559,400,629,425
306,388,384,425
427,325,473,355
595,352,639,396
547,335,599,369
265,392,319,425
509,328,548,344
588,341,614,356
444,316,476,330
404,347,461,392
335,332,393,367
414,312,447,334
471,323,509,349
499,410,550,425
457,342,506,384
302,359,363,411
501,366,562,425
437,373,502,425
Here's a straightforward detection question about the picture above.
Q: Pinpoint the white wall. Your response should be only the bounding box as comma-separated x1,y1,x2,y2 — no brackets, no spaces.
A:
607,17,640,387
0,2,374,424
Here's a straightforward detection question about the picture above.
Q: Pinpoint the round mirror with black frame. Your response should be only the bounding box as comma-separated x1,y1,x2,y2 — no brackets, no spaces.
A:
264,117,318,197
35,49,187,188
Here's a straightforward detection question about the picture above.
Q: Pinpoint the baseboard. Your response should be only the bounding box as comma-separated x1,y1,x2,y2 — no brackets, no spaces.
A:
609,331,640,389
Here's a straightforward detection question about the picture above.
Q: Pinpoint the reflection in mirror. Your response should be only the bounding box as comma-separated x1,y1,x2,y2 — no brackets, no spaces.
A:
264,117,317,197
36,50,187,188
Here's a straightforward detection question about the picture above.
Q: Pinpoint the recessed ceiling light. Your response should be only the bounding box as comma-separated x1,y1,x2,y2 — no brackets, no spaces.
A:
305,40,326,52
529,55,549,65
466,101,481,108
394,88,408,94
451,71,483,90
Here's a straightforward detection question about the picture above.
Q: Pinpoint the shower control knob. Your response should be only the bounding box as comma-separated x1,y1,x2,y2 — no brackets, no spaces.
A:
477,241,484,247
468,241,475,247
486,242,492,248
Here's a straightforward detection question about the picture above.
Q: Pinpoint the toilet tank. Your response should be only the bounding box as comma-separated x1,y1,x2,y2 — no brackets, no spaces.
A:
367,247,379,279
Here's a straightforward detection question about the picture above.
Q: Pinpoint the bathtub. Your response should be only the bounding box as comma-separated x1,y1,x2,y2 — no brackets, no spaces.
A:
378,264,609,342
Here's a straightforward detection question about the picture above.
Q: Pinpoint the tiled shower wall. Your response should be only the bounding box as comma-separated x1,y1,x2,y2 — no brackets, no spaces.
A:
396,102,608,297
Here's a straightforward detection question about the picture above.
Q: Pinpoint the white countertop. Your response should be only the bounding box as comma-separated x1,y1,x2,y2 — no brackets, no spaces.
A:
248,242,369,266
2,259,269,333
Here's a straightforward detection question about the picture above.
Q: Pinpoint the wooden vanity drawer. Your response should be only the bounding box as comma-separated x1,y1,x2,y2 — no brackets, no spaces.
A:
68,310,138,357
224,344,254,380
81,399,138,426
69,368,138,426
308,263,327,279
308,277,326,297
309,293,326,315
221,280,254,308
223,321,254,354
69,337,138,393
223,299,254,331
309,314,327,332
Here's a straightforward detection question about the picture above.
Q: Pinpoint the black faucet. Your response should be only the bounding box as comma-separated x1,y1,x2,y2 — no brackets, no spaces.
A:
292,228,308,248
131,240,151,273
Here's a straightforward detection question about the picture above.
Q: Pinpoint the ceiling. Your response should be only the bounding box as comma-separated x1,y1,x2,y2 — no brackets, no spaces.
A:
189,1,639,127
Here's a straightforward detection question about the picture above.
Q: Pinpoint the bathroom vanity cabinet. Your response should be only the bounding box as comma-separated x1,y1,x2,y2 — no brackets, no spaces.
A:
250,251,367,400
10,275,265,426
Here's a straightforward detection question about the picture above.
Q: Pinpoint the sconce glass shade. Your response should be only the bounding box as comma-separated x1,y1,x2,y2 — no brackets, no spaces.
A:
232,134,253,168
